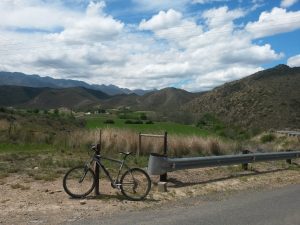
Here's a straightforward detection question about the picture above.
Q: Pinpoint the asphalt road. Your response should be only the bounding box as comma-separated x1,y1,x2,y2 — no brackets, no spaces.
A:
70,184,300,225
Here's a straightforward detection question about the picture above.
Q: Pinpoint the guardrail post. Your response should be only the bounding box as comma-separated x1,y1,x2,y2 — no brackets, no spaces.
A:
94,130,102,196
242,150,249,170
286,149,292,164
160,131,168,182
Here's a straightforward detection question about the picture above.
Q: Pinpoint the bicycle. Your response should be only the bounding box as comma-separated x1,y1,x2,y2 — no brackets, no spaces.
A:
63,145,151,201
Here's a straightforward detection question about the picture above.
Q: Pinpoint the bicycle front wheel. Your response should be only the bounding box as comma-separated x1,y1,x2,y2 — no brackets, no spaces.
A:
120,168,151,201
63,166,95,198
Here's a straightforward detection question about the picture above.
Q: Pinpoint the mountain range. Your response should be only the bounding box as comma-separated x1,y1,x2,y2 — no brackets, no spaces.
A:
1,64,300,130
0,84,198,112
0,71,153,96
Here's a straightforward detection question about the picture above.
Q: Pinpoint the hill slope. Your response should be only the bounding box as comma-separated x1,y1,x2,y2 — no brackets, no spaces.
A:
0,85,197,111
97,87,199,111
0,86,110,109
0,86,44,106
182,65,300,129
138,87,199,111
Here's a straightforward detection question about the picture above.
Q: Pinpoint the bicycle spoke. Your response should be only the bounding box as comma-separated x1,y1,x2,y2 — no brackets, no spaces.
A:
120,168,151,201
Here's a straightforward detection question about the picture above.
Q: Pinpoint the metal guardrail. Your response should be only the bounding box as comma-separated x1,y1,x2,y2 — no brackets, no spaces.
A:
276,130,300,137
148,151,300,175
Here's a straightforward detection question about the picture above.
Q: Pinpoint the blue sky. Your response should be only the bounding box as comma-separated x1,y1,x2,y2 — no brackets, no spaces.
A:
0,0,299,91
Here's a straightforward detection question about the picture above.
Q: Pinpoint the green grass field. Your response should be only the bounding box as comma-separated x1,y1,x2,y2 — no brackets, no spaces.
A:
85,114,209,136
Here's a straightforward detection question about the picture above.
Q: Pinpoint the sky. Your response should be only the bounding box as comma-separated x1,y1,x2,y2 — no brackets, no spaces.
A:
0,0,300,91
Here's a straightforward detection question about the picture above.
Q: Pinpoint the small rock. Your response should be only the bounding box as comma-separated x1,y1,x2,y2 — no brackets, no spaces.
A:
44,189,49,192
79,200,87,205
33,167,39,170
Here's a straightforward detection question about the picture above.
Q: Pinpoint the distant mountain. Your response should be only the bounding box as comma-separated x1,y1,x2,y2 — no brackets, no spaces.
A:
0,85,198,111
91,87,200,111
182,65,300,129
137,87,200,111
0,86,109,109
0,71,152,96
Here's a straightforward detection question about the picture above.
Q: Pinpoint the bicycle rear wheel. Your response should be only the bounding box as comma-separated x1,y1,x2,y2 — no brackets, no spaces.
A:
63,166,95,198
120,168,151,201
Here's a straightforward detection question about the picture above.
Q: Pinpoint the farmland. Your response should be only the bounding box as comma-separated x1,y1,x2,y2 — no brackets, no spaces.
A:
85,114,209,136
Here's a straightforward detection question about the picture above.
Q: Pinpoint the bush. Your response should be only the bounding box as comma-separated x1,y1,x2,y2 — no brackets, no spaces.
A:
260,133,276,143
125,120,133,124
140,113,147,120
145,120,154,124
104,119,115,124
197,113,224,131
125,120,143,124
54,109,59,115
133,120,143,124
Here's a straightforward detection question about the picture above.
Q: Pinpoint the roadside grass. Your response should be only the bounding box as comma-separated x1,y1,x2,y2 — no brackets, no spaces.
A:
0,143,55,153
0,141,151,182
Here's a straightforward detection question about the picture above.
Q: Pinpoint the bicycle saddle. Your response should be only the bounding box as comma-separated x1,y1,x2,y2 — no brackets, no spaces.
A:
119,151,132,155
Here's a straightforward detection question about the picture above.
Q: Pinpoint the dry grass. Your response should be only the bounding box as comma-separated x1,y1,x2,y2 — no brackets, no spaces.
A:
247,133,300,152
65,128,236,157
0,119,10,130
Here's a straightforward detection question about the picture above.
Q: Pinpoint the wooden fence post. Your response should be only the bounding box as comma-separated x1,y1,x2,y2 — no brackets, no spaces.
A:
160,131,168,182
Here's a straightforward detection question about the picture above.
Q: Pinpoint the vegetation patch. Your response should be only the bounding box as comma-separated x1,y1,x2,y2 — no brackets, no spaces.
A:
260,133,276,143
104,119,115,124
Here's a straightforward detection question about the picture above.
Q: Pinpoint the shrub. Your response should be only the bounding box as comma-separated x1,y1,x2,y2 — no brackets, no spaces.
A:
140,113,147,120
125,120,133,124
125,120,143,124
104,119,115,124
197,113,224,131
145,120,154,124
260,133,276,143
133,120,143,124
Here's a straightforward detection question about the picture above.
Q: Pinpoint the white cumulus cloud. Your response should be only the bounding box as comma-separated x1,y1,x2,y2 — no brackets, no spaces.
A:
139,9,182,30
281,0,299,8
245,7,300,38
202,6,245,29
287,54,300,67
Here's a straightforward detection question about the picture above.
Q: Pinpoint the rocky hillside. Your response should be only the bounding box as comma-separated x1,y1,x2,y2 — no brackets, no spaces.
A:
182,65,300,129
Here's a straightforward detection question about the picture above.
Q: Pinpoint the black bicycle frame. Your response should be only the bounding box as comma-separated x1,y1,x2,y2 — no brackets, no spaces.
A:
92,154,130,187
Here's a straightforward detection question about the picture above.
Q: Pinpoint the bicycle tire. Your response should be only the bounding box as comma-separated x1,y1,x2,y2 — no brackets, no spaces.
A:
63,166,96,198
120,168,151,201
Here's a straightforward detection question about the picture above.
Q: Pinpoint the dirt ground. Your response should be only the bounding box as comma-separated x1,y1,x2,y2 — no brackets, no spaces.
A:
0,160,299,225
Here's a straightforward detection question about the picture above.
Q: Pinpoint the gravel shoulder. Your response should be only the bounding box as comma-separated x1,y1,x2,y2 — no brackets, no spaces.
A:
0,160,299,225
